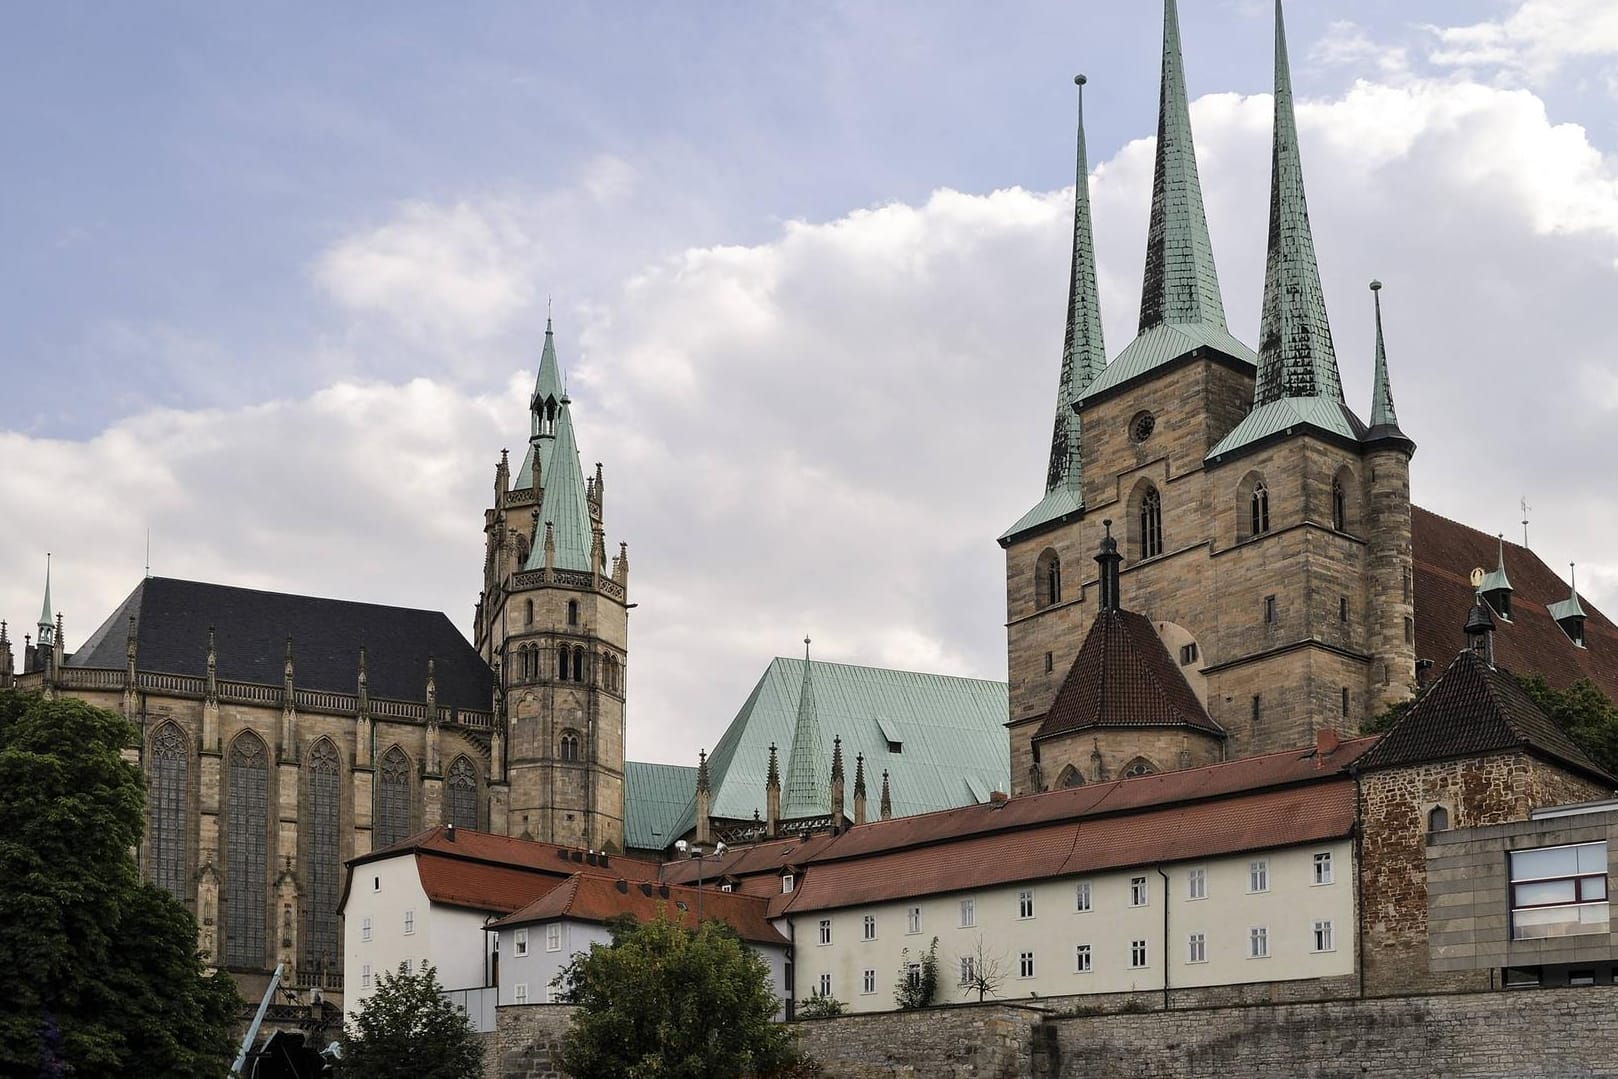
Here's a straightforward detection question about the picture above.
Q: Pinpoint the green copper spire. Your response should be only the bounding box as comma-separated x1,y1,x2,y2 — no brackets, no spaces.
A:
37,554,53,645
1255,0,1342,406
782,637,829,818
1367,281,1402,433
1046,75,1107,496
516,318,565,490
1138,0,1227,333
523,395,594,573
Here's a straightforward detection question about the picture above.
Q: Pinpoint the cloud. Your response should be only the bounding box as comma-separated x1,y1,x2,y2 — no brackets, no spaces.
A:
1312,21,1411,80
1426,0,1618,82
7,70,1618,767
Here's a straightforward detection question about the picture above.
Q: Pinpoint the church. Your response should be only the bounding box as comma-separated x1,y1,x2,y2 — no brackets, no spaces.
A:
4,0,1616,1018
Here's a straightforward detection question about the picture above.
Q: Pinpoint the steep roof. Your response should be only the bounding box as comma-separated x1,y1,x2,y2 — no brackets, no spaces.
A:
1411,506,1618,704
70,577,493,711
1034,608,1221,740
1356,648,1615,785
671,656,1008,837
623,761,698,851
489,873,787,947
524,400,595,574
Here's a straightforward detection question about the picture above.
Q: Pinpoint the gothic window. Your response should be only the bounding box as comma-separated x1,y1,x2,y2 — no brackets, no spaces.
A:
1122,757,1156,778
302,739,341,981
1057,764,1083,788
1331,471,1354,532
557,643,570,681
1139,485,1163,560
447,757,478,831
567,600,579,627
1428,806,1450,832
1250,482,1270,537
525,599,534,626
149,723,189,903
572,646,585,683
224,733,268,969
521,646,535,681
376,746,412,849
559,730,581,762
1035,549,1062,610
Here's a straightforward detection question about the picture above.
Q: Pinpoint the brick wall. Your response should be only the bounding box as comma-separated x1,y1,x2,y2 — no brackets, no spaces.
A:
794,1003,1046,1079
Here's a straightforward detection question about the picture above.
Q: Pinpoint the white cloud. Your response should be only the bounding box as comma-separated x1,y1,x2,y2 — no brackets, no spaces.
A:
1427,0,1618,81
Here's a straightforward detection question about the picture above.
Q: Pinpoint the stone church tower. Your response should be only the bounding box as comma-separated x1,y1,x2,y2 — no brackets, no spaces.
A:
1001,0,1416,794
474,320,630,852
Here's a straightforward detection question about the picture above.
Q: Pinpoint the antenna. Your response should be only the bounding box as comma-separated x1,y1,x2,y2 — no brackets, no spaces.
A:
1520,496,1531,548
145,529,151,578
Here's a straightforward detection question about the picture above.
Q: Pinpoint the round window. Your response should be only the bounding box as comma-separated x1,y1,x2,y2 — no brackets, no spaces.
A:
1130,412,1156,444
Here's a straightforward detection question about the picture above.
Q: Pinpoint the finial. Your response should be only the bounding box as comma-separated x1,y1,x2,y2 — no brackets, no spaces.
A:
804,636,811,660
1074,73,1086,86
1103,518,1113,536
1369,279,1382,292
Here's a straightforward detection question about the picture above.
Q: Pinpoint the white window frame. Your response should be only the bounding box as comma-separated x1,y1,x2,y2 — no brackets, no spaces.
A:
1248,860,1269,893
863,915,876,941
818,919,832,946
1187,867,1207,900
960,956,977,985
782,873,794,894
861,969,877,995
361,964,372,989
1018,890,1035,919
960,897,976,928
513,927,528,957
1074,944,1091,973
361,916,373,942
818,973,832,997
1313,919,1335,953
545,923,561,952
513,983,529,1005
1187,932,1207,964
1249,925,1269,958
1130,876,1148,907
403,909,415,935
1074,881,1092,912
1313,851,1334,886
1018,951,1035,979
906,906,921,935
1129,940,1148,968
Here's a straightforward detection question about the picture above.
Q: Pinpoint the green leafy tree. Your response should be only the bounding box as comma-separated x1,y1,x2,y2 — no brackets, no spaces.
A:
556,911,801,1078
1516,674,1618,777
893,937,939,1009
339,962,483,1078
0,689,240,1077
793,992,844,1019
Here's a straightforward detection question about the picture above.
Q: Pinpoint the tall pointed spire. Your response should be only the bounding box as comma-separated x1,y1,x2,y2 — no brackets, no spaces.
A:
37,554,53,646
879,769,893,820
1138,0,1227,333
782,637,829,818
1046,74,1107,496
524,395,595,573
516,317,566,490
1255,0,1341,406
1366,280,1405,437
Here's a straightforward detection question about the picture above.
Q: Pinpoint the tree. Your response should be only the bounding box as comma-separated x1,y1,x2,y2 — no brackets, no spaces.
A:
1516,674,1618,777
339,962,483,1079
955,938,1009,1003
0,689,240,1077
893,937,939,1010
556,911,801,1078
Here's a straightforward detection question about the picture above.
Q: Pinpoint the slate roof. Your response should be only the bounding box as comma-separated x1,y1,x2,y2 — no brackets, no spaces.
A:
623,761,699,852
489,873,787,947
1034,609,1221,740
70,577,493,711
1355,648,1615,785
1411,507,1618,704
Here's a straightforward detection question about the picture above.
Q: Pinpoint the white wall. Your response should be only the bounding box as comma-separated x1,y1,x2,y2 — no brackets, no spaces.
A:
791,839,1355,1013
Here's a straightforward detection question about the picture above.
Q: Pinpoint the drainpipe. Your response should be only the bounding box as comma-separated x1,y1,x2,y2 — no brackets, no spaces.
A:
1354,773,1365,998
785,919,797,1022
1157,865,1171,1010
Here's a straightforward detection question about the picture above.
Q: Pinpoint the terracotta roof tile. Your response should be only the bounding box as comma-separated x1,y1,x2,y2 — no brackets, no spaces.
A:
1035,610,1221,739
490,872,787,947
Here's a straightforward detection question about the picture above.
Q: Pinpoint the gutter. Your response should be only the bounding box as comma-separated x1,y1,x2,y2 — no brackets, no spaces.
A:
1157,865,1170,1010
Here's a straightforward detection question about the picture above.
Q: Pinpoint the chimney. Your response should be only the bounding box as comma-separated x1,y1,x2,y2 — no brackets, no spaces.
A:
1095,519,1121,612
445,823,456,842
1314,727,1341,762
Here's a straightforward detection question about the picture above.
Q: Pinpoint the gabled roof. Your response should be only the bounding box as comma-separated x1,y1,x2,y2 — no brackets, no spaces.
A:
1411,507,1618,703
1034,609,1221,740
1077,322,1257,407
999,486,1084,546
70,577,493,711
1355,648,1614,785
489,873,787,948
623,761,698,851
1206,395,1369,463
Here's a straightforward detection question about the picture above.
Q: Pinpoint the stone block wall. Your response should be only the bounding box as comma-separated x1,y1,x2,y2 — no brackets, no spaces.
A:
487,1003,577,1079
794,1003,1047,1079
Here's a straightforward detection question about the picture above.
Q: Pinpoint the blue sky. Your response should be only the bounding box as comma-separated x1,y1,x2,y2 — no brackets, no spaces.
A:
5,1,1618,762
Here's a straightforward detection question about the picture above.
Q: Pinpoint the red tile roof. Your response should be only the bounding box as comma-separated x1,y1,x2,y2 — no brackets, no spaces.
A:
489,872,787,947
658,832,837,887
1035,609,1221,739
414,855,567,915
1413,506,1618,703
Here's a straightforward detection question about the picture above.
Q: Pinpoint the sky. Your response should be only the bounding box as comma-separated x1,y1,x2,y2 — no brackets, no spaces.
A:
4,0,1618,766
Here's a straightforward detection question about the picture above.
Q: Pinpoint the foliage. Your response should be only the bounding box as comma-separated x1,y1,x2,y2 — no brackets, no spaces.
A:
1516,675,1618,777
955,938,1009,1003
556,911,801,1078
1361,695,1416,735
893,936,939,1010
794,992,844,1020
0,689,240,1078
339,962,483,1079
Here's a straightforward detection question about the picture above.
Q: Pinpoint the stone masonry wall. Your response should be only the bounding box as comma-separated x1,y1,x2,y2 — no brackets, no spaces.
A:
488,1004,578,1079
793,1004,1047,1079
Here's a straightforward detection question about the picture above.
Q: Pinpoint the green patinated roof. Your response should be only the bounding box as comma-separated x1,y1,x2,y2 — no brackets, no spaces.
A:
1137,0,1227,335
1479,537,1513,596
37,556,53,634
782,642,829,817
1206,395,1368,462
523,399,594,573
1254,0,1343,407
1078,321,1257,405
999,486,1084,544
623,761,699,851
669,657,1009,838
515,321,564,490
1367,282,1407,441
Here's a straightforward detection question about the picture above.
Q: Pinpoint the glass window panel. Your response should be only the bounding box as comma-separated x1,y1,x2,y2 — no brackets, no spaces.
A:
1577,842,1608,874
447,757,478,831
1580,903,1610,927
150,724,190,903
302,740,341,979
225,734,268,968
1581,877,1608,901
1514,879,1577,907
1511,846,1580,881
376,747,412,848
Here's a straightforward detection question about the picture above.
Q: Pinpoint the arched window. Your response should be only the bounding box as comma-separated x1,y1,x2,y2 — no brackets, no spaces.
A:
1122,757,1156,778
1035,549,1062,610
572,646,585,683
525,599,534,626
376,746,412,849
150,723,189,903
1138,486,1163,560
1250,481,1270,537
557,643,570,681
1057,764,1083,789
1331,479,1346,531
224,733,269,968
1428,806,1450,833
567,600,579,627
302,739,341,979
560,730,581,762
447,757,478,831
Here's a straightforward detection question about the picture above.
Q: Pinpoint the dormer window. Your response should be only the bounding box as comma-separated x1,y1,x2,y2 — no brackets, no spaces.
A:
782,873,795,894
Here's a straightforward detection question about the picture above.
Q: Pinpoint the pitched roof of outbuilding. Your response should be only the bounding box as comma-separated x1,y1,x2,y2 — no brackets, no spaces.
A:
489,873,787,947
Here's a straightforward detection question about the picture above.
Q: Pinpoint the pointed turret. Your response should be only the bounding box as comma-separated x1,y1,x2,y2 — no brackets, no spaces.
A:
879,769,893,820
1479,534,1514,620
852,752,867,827
765,742,781,837
1367,283,1398,429
516,318,566,490
37,554,54,647
205,626,218,702
524,396,594,573
1465,590,1497,665
1550,564,1589,646
782,637,829,818
830,736,846,830
695,749,713,846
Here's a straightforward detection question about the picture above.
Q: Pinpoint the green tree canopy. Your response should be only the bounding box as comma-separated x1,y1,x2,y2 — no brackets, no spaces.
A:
0,689,239,1077
339,962,484,1079
556,912,801,1079
1516,674,1618,777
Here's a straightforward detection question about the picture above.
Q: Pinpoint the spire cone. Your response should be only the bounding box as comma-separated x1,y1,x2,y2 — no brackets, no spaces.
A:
37,554,54,644
524,396,595,573
517,317,566,490
782,637,829,818
1047,74,1107,497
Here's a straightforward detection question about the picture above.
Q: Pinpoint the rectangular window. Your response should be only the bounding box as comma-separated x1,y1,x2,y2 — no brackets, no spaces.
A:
1248,860,1269,893
818,973,832,997
1130,940,1148,968
1249,926,1269,958
1187,867,1207,900
1313,851,1335,885
960,956,977,985
1180,642,1198,666
1341,687,1350,717
361,916,373,942
1044,651,1054,673
373,876,380,893
1130,876,1148,906
1074,944,1092,972
546,923,561,952
403,958,413,974
1187,933,1206,964
863,915,876,941
514,928,528,957
1404,616,1415,644
960,897,976,928
1264,595,1277,624
403,909,415,935
907,906,921,935
1019,951,1035,979
862,969,876,995
1510,842,1609,940
1018,890,1035,919
1074,881,1092,912
361,964,372,989
782,873,794,894
513,983,529,1005
905,962,922,990
818,919,832,946
1313,920,1335,952
1340,597,1349,622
